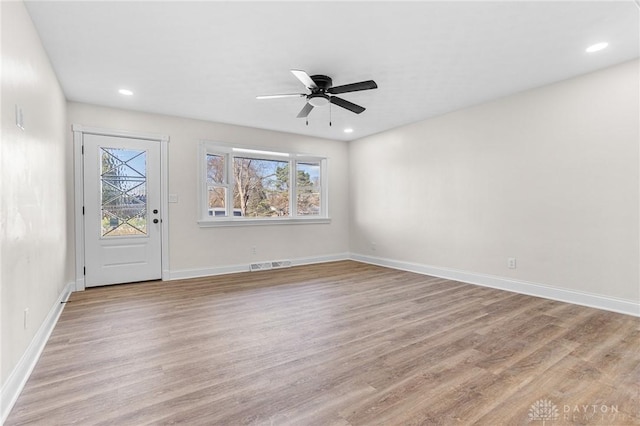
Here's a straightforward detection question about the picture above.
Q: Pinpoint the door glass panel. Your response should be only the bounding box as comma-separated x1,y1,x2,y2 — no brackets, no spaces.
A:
101,148,147,237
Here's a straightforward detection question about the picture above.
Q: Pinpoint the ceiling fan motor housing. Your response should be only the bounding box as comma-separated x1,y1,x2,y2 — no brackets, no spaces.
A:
310,75,333,92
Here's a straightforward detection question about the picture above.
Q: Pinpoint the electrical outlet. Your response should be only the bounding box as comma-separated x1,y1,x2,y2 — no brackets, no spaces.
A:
24,308,29,329
251,246,257,255
371,242,376,252
507,257,517,269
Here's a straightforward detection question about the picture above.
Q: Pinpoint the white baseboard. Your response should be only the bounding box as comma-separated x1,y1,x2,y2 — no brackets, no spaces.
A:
350,253,640,317
169,263,249,280
168,252,350,281
1,281,74,424
290,253,351,267
170,253,639,316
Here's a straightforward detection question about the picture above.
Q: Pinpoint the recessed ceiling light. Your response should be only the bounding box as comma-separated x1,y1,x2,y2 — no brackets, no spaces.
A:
586,42,608,53
344,128,354,133
118,89,133,96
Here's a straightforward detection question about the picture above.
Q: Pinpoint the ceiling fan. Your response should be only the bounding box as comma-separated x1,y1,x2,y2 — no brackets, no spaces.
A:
257,69,378,119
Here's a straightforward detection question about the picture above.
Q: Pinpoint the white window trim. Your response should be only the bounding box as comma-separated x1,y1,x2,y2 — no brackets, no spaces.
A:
198,141,330,227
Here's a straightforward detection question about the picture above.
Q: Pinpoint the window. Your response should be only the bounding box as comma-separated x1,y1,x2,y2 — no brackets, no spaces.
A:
199,143,328,225
296,161,321,216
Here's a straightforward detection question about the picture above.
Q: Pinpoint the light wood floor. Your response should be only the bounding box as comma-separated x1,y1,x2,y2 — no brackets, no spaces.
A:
6,261,639,425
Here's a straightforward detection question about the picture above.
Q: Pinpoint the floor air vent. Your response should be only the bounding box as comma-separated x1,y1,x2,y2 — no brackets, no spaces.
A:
271,260,292,269
250,262,272,272
250,260,292,272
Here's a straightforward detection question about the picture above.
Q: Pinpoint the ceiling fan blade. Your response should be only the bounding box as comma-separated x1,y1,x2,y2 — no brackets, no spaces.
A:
330,96,366,114
256,93,305,100
297,103,314,118
291,69,318,89
328,80,378,95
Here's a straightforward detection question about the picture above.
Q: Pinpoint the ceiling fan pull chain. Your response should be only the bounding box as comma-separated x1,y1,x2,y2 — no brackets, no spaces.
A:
329,103,332,127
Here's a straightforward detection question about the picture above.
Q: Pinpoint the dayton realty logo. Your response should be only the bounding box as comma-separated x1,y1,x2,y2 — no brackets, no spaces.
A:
529,399,559,425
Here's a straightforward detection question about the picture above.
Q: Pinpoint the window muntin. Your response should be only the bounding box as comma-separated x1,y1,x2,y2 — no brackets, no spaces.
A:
200,143,327,223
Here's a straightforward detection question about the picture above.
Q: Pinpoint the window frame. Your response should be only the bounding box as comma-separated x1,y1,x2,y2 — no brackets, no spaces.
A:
198,141,330,227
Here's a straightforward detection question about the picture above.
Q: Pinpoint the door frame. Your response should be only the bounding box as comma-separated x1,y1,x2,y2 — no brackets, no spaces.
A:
73,124,170,291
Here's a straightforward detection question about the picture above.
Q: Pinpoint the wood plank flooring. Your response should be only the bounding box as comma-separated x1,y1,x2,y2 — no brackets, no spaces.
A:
6,261,639,425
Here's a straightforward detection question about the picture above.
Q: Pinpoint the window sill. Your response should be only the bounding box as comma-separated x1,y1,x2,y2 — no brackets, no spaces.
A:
197,217,332,228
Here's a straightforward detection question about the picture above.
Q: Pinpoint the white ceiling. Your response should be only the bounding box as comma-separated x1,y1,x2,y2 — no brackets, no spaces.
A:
25,1,639,141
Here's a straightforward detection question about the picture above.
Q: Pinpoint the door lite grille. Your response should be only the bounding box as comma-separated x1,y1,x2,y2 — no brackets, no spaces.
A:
100,147,148,237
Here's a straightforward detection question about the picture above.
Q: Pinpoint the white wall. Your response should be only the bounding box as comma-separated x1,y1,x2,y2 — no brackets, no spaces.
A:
350,60,639,304
1,0,69,388
66,103,350,277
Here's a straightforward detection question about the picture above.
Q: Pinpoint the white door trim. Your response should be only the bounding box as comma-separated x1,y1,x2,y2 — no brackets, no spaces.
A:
72,124,170,291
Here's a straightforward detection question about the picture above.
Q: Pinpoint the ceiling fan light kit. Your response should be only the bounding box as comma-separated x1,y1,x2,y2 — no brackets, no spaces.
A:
257,69,378,121
308,94,330,107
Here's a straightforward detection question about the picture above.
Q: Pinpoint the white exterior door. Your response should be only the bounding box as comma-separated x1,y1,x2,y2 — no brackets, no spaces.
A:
83,134,162,287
